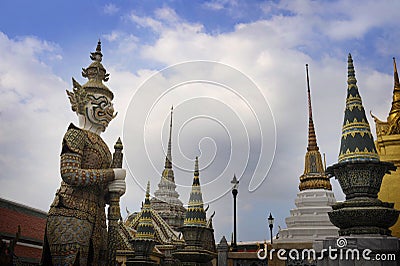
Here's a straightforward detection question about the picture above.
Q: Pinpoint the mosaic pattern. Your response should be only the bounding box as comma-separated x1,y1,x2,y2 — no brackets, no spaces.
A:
338,54,379,163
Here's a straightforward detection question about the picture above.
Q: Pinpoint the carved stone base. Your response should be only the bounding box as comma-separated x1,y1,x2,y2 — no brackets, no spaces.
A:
326,160,399,236
126,239,158,265
172,226,216,264
328,198,399,236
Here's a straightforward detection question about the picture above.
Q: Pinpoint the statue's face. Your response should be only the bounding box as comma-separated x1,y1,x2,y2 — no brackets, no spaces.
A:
84,93,116,131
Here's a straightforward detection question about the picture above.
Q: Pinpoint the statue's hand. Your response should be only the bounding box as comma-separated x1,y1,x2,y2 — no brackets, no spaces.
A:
113,168,126,180
108,179,126,196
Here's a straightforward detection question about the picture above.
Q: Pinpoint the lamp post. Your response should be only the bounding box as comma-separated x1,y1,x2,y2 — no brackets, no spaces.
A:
268,213,274,244
231,174,239,251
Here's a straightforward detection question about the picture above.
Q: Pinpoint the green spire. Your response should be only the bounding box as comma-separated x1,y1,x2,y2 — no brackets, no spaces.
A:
135,181,155,240
184,157,207,227
338,54,379,163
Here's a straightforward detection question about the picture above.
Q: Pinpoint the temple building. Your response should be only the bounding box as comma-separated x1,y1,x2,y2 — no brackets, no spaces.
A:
0,198,46,265
119,158,216,265
150,107,187,230
276,64,338,244
118,181,185,265
372,57,400,237
119,107,216,265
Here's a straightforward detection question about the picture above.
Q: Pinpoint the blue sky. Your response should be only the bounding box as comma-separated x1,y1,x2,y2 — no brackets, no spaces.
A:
1,0,400,242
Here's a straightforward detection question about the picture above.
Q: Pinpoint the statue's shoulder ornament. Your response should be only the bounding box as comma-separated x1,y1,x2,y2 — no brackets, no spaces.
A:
62,123,87,155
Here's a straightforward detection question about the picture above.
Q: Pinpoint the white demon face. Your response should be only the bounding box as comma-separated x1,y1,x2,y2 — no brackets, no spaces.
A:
85,93,116,131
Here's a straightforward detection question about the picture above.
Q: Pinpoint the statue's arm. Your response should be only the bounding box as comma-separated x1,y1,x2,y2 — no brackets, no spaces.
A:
60,153,115,186
59,127,115,186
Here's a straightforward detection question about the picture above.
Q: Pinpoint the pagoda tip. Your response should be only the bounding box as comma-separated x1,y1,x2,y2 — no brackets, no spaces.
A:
194,156,199,174
146,181,150,197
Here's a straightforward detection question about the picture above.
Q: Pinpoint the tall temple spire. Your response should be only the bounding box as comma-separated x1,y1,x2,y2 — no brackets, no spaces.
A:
299,64,331,191
388,57,400,127
184,157,207,227
135,181,155,240
151,107,186,230
338,54,379,163
306,64,319,152
277,64,338,243
165,106,173,169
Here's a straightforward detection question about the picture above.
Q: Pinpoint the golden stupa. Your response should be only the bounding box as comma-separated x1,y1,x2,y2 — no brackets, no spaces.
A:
372,57,400,237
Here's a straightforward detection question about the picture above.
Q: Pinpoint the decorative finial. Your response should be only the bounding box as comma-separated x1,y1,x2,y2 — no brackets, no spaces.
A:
146,181,150,199
347,53,356,85
90,39,103,62
114,137,123,149
305,64,319,152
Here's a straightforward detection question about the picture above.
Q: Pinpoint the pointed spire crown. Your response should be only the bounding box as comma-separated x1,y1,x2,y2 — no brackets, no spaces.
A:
338,54,379,163
81,40,113,100
184,157,207,227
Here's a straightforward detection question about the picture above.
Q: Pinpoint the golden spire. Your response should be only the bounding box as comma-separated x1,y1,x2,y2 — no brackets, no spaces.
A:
299,64,332,191
306,64,319,152
387,57,400,132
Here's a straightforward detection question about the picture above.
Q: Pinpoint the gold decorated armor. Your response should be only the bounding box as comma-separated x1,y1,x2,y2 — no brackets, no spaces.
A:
43,124,115,265
49,123,114,220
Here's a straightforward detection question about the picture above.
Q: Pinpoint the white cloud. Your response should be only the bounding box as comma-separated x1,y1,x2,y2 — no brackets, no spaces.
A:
203,1,225,11
104,3,119,15
154,7,179,23
272,0,400,41
129,13,164,32
0,32,71,209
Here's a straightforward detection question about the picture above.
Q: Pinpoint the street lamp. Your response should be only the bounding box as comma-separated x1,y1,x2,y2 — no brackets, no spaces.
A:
231,174,239,251
268,213,274,244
